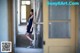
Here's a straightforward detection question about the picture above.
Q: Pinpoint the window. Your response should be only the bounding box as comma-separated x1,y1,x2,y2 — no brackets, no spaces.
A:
20,1,31,23
22,1,30,5
48,0,71,38
21,5,26,23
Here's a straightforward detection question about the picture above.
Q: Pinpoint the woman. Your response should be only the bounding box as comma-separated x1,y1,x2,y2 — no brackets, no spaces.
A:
25,9,34,47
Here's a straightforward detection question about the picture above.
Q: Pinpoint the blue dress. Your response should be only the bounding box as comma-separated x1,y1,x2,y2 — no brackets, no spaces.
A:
27,16,33,34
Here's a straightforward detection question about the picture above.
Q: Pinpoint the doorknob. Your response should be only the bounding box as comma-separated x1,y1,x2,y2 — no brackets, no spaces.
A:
43,41,45,45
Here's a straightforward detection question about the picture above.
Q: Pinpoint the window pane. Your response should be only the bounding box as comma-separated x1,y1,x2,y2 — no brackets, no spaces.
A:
49,22,70,38
35,0,43,22
21,5,26,23
35,24,43,48
49,0,70,2
22,1,30,5
48,0,70,20
36,7,43,22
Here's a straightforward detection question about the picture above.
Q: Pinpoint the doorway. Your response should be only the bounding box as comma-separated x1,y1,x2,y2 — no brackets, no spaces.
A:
8,0,78,53
16,0,43,49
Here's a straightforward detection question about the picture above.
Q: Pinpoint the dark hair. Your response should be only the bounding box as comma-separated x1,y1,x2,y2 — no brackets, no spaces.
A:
28,9,33,18
31,9,33,13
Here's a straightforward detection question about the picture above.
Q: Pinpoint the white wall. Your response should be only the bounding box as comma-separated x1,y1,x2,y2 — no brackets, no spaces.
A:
0,0,8,53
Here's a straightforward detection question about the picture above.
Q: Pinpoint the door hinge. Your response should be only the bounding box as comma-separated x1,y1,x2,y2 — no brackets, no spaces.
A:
43,41,45,45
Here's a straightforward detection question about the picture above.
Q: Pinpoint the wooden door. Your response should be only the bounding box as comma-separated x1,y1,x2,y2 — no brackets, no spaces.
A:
43,0,76,53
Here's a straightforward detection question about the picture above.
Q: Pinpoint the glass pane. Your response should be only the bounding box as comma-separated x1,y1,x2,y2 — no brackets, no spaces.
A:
49,22,70,38
35,0,43,22
48,0,70,20
36,7,43,22
49,0,70,2
21,5,26,23
35,24,43,48
22,1,30,5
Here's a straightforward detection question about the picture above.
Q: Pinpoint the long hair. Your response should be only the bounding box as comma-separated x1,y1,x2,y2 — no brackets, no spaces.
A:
29,9,34,18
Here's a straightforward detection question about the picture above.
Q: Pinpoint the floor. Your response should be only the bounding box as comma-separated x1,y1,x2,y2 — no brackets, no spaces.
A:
16,34,34,47
17,25,43,48
15,47,43,53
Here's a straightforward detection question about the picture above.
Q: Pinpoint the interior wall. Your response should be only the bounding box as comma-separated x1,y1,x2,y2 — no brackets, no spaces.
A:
26,5,31,21
0,0,8,53
0,0,8,42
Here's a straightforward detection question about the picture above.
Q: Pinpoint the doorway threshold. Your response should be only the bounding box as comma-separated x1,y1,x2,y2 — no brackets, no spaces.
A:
15,47,43,53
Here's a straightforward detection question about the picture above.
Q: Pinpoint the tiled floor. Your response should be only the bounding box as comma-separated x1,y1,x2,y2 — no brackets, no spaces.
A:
15,47,43,53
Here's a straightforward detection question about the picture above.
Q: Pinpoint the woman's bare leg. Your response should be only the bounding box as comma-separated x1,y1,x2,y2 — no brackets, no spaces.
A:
25,33,33,47
25,33,33,42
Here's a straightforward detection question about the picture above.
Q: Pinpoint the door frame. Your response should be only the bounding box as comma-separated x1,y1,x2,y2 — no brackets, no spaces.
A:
75,5,79,53
8,0,78,53
8,0,14,53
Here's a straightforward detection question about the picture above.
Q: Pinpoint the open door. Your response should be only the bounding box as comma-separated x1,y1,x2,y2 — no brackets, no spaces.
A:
43,0,76,53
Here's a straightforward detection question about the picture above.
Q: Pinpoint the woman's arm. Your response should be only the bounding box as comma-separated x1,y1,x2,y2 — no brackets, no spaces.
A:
30,15,36,32
30,24,33,32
